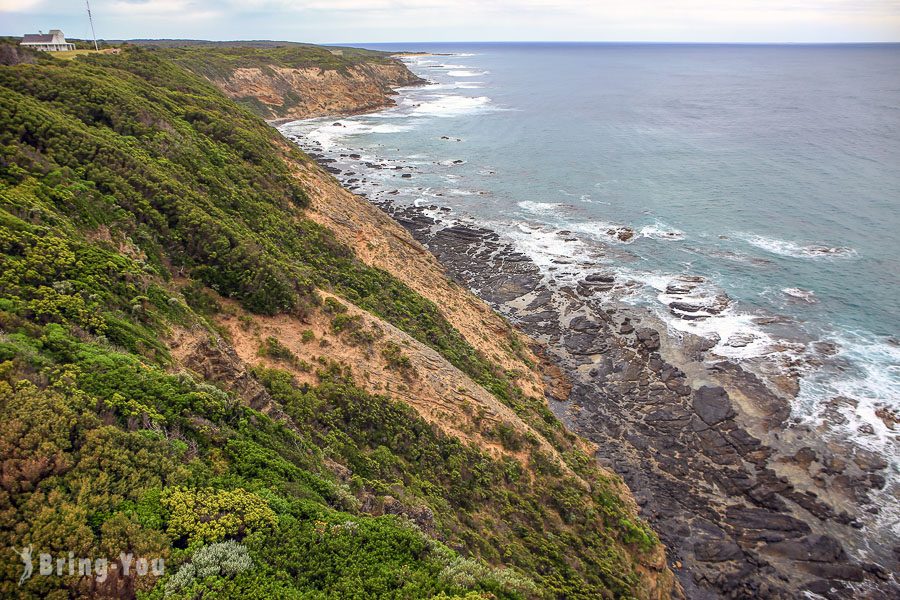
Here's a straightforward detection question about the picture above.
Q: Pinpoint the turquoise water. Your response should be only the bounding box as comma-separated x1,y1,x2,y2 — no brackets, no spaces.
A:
282,43,899,494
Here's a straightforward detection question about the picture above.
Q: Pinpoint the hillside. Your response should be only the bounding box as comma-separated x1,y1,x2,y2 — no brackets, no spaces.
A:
145,44,425,122
0,45,677,598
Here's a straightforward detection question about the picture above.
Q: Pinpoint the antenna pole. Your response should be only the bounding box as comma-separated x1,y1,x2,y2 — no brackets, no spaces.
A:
85,0,99,51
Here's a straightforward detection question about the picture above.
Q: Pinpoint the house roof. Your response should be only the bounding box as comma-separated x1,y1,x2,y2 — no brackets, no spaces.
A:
21,34,56,44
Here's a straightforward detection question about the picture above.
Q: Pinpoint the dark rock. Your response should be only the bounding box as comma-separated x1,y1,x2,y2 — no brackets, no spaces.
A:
569,316,601,333
636,327,660,351
584,272,615,283
804,579,837,596
694,539,743,562
726,506,811,536
803,563,866,582
693,386,735,425
768,535,846,562
563,332,605,355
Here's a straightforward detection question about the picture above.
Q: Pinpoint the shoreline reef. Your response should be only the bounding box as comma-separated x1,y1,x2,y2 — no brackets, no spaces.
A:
276,54,899,599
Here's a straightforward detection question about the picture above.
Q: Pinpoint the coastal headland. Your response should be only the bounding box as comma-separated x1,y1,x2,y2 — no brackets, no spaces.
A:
0,41,676,599
2,39,895,599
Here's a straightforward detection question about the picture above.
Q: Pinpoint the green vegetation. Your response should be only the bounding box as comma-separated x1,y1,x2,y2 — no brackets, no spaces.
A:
126,41,397,80
382,340,413,373
134,42,421,120
0,43,661,599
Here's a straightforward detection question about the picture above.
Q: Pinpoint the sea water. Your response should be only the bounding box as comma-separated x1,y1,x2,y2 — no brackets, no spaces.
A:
281,42,900,515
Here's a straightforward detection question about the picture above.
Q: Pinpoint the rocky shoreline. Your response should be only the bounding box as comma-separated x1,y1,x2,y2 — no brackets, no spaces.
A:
288,123,899,597
374,200,898,599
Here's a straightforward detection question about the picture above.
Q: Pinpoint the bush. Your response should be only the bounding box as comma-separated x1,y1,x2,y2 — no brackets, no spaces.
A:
382,341,412,371
257,336,297,364
161,487,278,545
164,540,252,595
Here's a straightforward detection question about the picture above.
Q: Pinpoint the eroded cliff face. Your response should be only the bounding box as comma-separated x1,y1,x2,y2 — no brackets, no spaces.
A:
278,150,683,600
208,61,425,122
163,57,681,597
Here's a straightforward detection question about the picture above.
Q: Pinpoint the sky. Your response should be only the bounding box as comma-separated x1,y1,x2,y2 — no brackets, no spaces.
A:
2,0,899,44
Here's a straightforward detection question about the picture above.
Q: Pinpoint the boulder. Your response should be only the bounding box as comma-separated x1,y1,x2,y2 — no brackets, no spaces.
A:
768,535,846,562
636,327,660,351
693,386,735,425
569,315,601,333
694,539,743,562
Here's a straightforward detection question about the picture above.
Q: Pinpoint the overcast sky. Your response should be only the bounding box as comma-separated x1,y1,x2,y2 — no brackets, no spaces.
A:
2,0,899,44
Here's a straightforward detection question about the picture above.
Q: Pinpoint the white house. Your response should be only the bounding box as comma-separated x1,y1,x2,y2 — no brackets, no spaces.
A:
20,30,76,52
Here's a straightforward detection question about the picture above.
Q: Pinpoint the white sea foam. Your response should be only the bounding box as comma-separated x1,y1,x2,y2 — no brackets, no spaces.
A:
639,222,685,241
409,95,493,118
619,270,782,360
423,82,484,91
447,70,490,77
503,223,593,272
567,220,627,236
567,220,637,243
794,334,900,535
782,287,818,303
284,119,413,151
742,234,857,259
517,201,565,214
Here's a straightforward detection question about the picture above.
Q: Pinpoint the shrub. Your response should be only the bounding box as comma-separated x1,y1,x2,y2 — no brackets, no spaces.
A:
381,341,412,371
164,540,252,596
257,336,297,364
322,297,347,314
161,487,277,545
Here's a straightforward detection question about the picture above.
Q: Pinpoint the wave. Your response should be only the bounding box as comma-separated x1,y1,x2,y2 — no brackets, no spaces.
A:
517,201,565,214
742,234,857,259
568,221,637,243
447,70,490,77
282,119,413,151
639,222,684,241
409,95,493,118
504,223,593,269
782,287,817,303
793,334,900,535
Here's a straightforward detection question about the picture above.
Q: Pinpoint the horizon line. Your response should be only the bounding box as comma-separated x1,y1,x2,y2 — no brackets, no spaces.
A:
343,40,900,46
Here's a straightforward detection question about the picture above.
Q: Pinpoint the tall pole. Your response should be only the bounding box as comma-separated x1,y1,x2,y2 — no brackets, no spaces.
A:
86,0,99,51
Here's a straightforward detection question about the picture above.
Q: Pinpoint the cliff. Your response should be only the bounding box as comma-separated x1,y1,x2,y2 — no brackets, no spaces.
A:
0,44,677,599
217,62,423,121
153,44,426,121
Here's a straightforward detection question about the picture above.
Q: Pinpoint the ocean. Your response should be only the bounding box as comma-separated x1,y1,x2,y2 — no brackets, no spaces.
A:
280,42,899,514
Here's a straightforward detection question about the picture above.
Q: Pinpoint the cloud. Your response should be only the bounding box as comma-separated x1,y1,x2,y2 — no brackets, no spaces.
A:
108,0,222,19
0,0,44,11
2,0,898,41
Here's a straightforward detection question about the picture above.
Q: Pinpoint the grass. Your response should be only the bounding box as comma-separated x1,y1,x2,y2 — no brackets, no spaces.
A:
52,49,102,60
